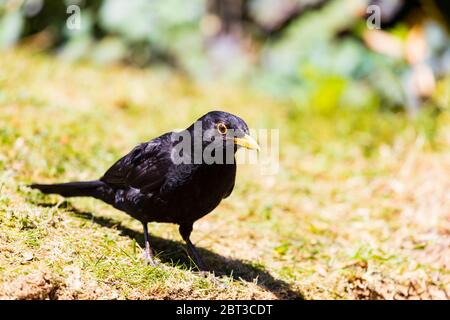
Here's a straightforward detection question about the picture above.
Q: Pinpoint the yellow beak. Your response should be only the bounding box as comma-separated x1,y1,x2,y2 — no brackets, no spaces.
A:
234,134,260,151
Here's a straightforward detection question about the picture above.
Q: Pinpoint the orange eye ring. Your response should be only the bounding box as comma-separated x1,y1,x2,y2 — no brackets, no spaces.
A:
217,123,228,135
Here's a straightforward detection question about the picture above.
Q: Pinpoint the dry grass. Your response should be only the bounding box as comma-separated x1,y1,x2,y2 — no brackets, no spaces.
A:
0,49,449,299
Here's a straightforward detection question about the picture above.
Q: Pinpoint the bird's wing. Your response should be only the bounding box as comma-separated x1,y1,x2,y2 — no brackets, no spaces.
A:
100,134,173,194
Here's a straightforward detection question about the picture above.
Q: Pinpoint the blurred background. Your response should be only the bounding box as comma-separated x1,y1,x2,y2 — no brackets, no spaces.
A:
1,0,449,114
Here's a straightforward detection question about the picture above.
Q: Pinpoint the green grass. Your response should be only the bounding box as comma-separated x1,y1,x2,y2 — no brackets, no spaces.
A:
0,49,449,299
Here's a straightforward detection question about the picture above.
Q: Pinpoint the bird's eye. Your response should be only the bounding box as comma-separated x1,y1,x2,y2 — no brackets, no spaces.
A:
217,123,228,135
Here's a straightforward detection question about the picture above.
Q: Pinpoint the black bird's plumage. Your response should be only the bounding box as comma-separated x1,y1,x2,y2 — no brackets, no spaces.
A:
30,111,257,269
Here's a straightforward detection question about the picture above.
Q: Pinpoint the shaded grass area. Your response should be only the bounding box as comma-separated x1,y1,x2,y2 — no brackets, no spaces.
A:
0,49,449,299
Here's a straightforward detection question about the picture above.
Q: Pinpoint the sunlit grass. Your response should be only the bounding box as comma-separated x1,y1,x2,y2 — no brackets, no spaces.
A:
0,49,449,299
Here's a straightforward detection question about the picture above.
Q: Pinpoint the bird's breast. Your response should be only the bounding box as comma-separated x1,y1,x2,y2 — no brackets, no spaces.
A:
154,163,236,223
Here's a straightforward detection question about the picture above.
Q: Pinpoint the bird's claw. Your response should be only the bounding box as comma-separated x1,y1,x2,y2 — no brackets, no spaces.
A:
193,269,210,277
143,251,159,267
145,257,159,267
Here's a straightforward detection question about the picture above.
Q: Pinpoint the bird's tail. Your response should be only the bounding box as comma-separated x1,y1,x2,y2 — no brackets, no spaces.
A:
29,180,112,201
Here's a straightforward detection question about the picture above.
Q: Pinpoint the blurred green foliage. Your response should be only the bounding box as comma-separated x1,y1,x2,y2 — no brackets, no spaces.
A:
0,0,449,113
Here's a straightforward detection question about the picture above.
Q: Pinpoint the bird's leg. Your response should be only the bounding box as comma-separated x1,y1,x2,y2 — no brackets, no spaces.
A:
142,222,158,267
179,223,207,271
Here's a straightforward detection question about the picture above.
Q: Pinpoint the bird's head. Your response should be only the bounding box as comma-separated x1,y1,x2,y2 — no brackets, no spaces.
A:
196,111,260,152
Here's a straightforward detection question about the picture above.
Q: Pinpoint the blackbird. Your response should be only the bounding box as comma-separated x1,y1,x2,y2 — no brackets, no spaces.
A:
30,111,260,270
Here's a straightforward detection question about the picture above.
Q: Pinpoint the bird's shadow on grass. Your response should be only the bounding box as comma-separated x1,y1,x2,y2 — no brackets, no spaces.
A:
36,201,304,300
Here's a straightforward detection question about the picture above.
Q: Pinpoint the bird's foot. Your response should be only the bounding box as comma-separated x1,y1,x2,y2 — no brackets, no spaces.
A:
194,260,208,272
185,247,208,272
145,257,160,267
143,251,159,267
193,270,211,278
